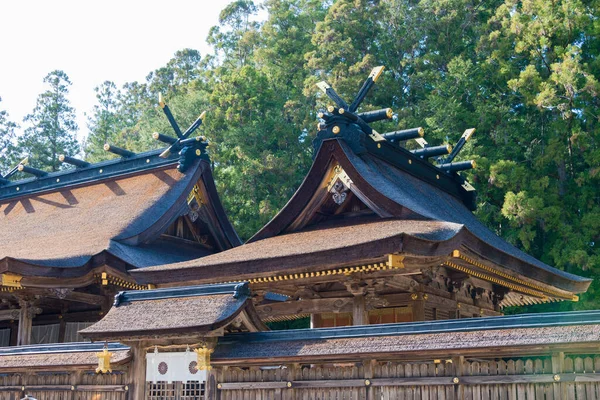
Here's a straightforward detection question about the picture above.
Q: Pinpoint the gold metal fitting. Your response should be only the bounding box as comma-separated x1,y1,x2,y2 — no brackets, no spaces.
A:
423,294,428,300
287,382,292,388
199,111,207,120
471,160,477,169
365,379,371,386
417,127,425,137
553,374,560,382
339,108,345,114
377,143,381,148
411,293,418,300
408,159,412,164
453,377,460,384
152,132,160,140
17,164,24,172
71,386,75,391
327,105,335,113
58,154,65,162
386,108,393,118
103,144,111,151
463,128,475,141
195,149,202,156
217,384,222,389
332,126,340,134
369,66,385,82
158,93,165,108
318,112,324,119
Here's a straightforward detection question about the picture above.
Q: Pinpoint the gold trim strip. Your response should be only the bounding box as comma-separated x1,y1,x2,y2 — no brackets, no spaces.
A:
452,250,575,300
95,273,150,291
249,256,403,285
444,261,547,299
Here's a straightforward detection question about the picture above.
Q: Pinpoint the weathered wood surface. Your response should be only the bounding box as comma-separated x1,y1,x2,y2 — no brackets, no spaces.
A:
0,370,129,400
213,355,600,400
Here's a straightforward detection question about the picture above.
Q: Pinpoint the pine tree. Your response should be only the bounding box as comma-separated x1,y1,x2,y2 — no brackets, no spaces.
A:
19,70,79,171
0,97,19,174
85,81,122,162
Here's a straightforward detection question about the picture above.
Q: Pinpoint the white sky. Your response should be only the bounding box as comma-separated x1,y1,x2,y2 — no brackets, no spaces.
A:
0,0,233,140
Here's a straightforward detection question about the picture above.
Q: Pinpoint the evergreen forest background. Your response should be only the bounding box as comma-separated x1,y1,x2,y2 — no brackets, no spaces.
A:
0,0,599,312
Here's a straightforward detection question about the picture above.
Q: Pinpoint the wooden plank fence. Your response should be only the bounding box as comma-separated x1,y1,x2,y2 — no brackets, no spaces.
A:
214,355,600,400
0,370,129,400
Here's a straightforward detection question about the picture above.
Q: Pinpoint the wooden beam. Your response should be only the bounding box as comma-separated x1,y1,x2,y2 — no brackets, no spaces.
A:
256,298,353,319
0,309,20,321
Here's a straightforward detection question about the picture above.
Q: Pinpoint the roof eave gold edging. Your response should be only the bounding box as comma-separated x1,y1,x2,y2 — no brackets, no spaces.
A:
449,250,577,302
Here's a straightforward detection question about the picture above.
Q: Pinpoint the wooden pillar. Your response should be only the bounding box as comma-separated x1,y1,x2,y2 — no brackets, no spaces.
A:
453,355,465,399
129,342,147,400
352,295,368,326
345,282,368,326
286,364,299,400
70,370,83,400
364,360,376,400
58,316,67,343
412,293,425,322
552,352,566,399
17,301,33,346
205,367,219,400
9,319,18,346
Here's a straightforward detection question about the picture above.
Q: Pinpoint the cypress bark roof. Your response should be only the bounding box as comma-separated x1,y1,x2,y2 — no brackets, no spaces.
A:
134,139,590,295
0,151,241,278
80,282,266,341
213,310,600,362
134,218,463,282
0,342,130,371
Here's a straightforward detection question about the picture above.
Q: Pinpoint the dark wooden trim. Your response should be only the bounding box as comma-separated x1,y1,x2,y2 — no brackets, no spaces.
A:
218,373,600,390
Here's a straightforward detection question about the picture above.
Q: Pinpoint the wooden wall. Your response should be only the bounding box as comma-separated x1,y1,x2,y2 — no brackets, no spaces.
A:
215,354,600,400
0,370,129,400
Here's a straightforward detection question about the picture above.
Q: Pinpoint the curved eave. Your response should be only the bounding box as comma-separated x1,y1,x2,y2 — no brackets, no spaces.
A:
197,165,243,250
248,138,590,295
0,159,208,277
80,295,265,342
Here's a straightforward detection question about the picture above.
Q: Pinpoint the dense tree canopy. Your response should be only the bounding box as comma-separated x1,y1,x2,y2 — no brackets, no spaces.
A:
0,0,598,310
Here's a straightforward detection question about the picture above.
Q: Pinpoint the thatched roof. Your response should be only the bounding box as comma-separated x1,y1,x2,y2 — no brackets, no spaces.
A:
80,282,266,341
135,139,590,295
0,342,130,371
214,310,600,362
0,150,240,278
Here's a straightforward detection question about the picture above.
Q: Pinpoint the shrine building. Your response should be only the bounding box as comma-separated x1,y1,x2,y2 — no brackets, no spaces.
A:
0,68,599,400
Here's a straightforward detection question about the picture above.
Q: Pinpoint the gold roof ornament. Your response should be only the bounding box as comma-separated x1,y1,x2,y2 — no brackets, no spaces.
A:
95,343,113,374
1,273,22,288
194,345,214,371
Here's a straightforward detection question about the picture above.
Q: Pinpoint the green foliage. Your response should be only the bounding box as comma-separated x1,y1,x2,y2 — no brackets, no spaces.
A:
5,0,599,310
18,70,80,172
0,97,19,173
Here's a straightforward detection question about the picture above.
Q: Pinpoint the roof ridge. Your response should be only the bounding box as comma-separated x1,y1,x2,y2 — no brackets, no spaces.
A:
112,281,250,306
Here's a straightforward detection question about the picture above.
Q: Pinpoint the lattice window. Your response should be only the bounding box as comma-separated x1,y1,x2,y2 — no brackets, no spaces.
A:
145,381,205,400
181,381,205,399
146,382,176,400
